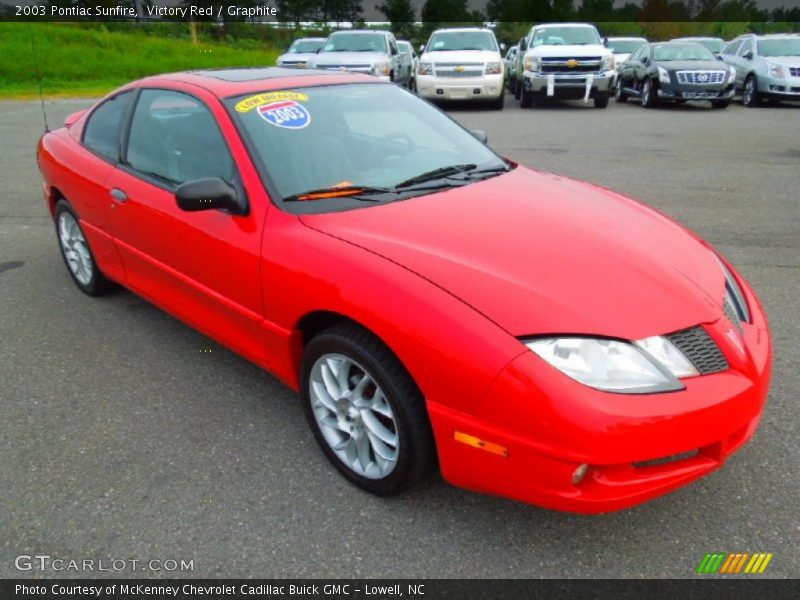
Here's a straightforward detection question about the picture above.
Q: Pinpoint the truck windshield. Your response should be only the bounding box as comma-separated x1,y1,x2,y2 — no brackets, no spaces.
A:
532,27,601,47
427,31,498,52
322,33,388,53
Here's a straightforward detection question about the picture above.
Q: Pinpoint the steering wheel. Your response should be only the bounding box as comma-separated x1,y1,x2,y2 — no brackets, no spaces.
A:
371,132,415,164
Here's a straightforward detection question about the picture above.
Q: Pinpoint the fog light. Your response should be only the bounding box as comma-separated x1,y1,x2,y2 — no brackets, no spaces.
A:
473,88,481,94
436,89,443,95
572,463,589,485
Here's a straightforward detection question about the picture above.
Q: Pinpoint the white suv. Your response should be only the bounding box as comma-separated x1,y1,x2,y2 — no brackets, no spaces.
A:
516,23,615,109
416,27,505,110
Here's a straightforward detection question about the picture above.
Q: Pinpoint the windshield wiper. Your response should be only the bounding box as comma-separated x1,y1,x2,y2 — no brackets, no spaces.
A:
394,164,477,188
284,185,394,202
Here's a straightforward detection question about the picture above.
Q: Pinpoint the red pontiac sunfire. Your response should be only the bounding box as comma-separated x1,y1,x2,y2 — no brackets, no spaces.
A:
37,68,771,513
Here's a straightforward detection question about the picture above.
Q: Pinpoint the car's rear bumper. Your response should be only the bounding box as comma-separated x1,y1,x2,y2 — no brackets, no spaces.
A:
428,282,771,513
417,74,504,101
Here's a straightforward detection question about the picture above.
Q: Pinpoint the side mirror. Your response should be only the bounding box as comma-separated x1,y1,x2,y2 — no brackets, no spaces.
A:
519,38,528,51
500,43,506,52
316,48,322,53
743,51,753,60
716,54,724,61
419,44,425,53
64,110,87,128
603,37,609,47
176,178,245,215
470,129,488,144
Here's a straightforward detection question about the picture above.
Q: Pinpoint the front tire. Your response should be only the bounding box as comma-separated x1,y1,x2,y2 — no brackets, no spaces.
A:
514,79,522,100
641,78,656,108
301,323,436,496
615,81,628,103
742,75,760,107
491,92,505,110
54,199,113,296
594,94,609,109
520,88,533,108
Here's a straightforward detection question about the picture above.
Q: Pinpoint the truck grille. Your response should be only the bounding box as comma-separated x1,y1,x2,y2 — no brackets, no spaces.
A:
666,326,729,375
790,67,800,77
434,63,484,78
541,56,602,74
676,70,726,84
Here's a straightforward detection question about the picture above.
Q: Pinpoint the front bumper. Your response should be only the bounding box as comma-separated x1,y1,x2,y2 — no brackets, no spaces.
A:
417,73,504,101
523,71,614,99
428,282,771,513
658,81,735,101
759,74,800,99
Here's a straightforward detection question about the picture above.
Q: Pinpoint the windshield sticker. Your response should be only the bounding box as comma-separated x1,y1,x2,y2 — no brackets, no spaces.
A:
235,91,309,113
257,100,311,129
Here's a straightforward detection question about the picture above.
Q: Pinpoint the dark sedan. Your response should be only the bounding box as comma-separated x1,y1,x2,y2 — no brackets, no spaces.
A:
616,42,736,108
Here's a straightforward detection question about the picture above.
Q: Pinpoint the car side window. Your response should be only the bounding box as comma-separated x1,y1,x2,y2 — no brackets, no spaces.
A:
738,39,753,57
125,89,234,187
82,91,135,162
724,40,742,55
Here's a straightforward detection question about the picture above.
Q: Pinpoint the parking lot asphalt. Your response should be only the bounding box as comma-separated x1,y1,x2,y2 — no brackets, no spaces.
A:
1,93,798,579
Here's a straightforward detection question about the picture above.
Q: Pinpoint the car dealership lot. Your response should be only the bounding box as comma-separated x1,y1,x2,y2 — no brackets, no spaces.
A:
1,95,797,578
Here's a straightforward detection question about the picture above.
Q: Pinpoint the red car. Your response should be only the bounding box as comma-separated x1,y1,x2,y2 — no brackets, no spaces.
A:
37,68,771,513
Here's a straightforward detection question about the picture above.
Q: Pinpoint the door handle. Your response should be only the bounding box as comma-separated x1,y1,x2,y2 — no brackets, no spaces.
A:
110,188,128,203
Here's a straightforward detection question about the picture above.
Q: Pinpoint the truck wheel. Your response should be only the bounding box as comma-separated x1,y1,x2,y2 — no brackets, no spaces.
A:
491,93,505,110
594,95,609,109
641,79,656,108
520,88,533,108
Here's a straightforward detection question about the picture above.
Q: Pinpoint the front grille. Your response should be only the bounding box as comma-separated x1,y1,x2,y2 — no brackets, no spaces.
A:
280,60,307,67
666,326,729,375
634,449,699,469
434,63,484,78
541,56,602,74
789,67,800,77
681,91,720,99
676,70,726,84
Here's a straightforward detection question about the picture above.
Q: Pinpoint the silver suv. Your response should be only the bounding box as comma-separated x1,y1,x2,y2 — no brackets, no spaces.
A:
720,34,800,106
308,30,409,86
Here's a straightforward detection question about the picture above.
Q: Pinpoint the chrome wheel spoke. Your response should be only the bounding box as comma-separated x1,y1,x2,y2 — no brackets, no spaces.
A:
309,352,399,480
58,212,93,285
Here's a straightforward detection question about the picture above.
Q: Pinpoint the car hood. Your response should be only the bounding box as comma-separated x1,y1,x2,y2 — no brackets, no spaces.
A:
311,52,387,66
614,53,632,64
421,50,500,63
278,52,317,63
657,60,727,71
527,44,609,58
761,55,800,68
300,168,724,340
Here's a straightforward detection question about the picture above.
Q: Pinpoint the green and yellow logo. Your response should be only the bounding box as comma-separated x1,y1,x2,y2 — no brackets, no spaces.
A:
697,552,773,574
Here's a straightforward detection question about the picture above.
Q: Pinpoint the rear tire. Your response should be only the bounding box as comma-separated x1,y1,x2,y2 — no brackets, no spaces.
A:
54,199,113,296
301,323,436,496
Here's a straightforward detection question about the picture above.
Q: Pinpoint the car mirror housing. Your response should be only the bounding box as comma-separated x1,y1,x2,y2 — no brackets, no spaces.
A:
743,51,753,60
519,38,528,51
419,44,425,53
176,177,244,215
470,129,488,144
500,42,506,52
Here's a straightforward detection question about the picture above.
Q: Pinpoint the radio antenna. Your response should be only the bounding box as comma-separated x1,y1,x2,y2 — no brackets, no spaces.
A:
28,23,49,133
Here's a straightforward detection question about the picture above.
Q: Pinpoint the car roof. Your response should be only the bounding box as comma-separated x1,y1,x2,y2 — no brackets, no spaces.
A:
674,36,722,41
533,23,597,29
330,29,387,36
737,33,799,39
135,68,377,99
431,27,494,34
294,37,326,42
608,36,647,41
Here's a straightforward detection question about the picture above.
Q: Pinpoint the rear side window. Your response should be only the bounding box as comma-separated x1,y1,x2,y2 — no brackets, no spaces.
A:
83,91,135,162
125,89,234,187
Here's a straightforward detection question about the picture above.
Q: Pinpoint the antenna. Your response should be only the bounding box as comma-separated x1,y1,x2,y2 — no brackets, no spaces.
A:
28,23,49,133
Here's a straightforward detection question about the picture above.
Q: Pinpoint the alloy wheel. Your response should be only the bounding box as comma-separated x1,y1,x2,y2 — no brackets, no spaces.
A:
58,211,93,285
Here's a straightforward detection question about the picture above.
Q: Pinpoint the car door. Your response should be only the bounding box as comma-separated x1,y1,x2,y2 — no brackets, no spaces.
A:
104,86,272,364
635,46,652,92
734,39,753,87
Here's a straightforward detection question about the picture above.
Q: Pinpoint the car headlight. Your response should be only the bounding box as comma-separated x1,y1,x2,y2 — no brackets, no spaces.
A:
602,54,615,71
658,66,671,84
727,65,736,83
767,62,785,79
485,61,502,75
524,55,541,72
526,336,692,393
418,62,433,76
372,62,391,76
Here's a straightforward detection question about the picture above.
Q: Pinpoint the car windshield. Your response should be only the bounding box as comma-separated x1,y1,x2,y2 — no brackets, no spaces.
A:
653,43,715,61
288,39,323,54
757,38,800,57
427,31,497,52
322,33,387,53
532,27,601,46
697,39,725,53
227,83,508,213
608,40,646,54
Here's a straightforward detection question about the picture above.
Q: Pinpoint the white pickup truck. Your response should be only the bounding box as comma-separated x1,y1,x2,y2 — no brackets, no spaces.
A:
515,23,615,109
416,27,506,110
